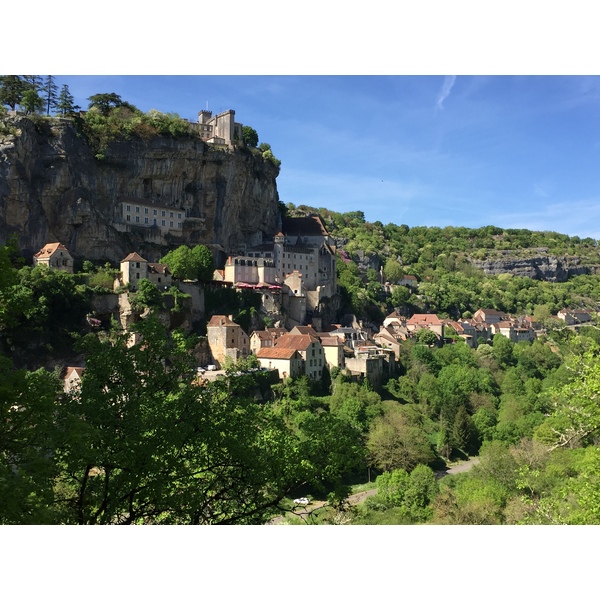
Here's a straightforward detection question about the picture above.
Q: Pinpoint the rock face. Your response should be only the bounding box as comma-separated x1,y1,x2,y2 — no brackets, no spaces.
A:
470,253,592,281
0,116,281,264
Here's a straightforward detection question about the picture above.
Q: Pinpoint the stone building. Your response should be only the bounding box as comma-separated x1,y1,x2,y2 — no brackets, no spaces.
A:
197,109,243,147
33,242,74,273
119,252,172,291
206,314,249,368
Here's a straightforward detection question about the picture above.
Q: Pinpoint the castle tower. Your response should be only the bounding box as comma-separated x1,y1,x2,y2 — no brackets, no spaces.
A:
198,110,212,124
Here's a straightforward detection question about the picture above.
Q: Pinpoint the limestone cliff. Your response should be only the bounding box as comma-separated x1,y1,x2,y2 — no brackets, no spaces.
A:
469,252,594,281
0,116,281,263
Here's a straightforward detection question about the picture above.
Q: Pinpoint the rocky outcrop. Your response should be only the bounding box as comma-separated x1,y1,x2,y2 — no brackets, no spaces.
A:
469,252,594,281
0,116,281,264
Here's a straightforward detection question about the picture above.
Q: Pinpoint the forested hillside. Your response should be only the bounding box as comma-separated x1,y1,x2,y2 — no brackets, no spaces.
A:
285,203,600,322
4,203,600,524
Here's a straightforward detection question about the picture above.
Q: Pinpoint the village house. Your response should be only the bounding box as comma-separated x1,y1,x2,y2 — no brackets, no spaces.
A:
442,320,475,347
63,366,85,393
119,252,172,291
491,319,537,343
473,308,510,324
373,326,406,359
318,335,345,370
255,347,303,379
33,242,74,273
345,346,395,389
206,315,250,369
406,313,444,337
382,310,405,329
557,308,593,326
274,333,325,381
250,330,276,355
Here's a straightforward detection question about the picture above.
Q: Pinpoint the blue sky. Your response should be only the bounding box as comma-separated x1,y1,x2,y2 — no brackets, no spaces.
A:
52,75,600,239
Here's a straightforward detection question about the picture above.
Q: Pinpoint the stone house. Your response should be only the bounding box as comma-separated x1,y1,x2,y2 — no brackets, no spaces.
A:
373,327,404,360
345,346,394,390
120,252,172,291
207,315,250,368
557,308,593,326
63,366,85,393
250,330,276,355
442,320,475,347
318,335,345,370
274,333,325,381
33,242,74,273
473,308,509,324
256,347,303,379
406,313,444,337
491,319,536,343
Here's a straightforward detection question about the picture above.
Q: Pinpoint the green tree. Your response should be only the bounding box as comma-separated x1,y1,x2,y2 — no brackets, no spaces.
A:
55,84,80,116
0,75,26,110
87,93,134,116
161,245,214,281
415,328,438,346
0,358,61,524
50,317,362,524
130,279,164,311
242,125,258,147
534,347,600,450
383,258,404,283
391,285,410,307
367,408,435,472
42,75,59,115
20,87,44,115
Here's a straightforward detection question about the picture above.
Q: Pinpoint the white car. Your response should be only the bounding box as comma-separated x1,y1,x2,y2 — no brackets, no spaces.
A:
293,497,310,506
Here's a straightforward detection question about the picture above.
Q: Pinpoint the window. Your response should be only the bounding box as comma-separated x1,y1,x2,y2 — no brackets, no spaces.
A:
136,273,140,279
170,212,173,218
178,213,182,219
170,221,174,228
126,215,131,221
162,220,166,226
144,207,149,214
144,217,149,224
126,205,131,212
162,210,166,217
136,262,140,268
135,206,140,213
153,219,157,225
135,216,140,223
178,222,182,228
153,209,157,216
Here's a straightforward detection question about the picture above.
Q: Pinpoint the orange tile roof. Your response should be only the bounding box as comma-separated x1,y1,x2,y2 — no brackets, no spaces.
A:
407,313,442,325
274,334,317,352
257,347,299,360
34,242,69,258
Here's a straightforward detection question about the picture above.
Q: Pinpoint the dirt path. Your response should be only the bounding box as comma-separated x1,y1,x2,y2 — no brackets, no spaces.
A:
268,458,480,524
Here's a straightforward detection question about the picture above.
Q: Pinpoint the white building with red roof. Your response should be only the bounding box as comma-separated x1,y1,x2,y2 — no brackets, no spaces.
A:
256,347,303,379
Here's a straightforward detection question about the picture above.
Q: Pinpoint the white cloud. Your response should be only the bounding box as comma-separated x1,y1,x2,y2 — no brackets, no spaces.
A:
436,75,457,110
